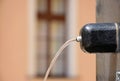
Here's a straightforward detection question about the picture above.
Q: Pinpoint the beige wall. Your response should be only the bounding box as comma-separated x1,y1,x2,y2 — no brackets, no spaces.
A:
76,0,96,81
0,0,28,81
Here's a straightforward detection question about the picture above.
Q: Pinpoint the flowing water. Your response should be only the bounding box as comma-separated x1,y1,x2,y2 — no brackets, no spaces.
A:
43,38,77,81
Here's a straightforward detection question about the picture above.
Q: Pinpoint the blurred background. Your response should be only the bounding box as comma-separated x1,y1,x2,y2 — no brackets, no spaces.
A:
0,0,96,81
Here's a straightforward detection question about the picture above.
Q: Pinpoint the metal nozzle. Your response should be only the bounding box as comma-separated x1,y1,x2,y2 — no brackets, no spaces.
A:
76,36,82,42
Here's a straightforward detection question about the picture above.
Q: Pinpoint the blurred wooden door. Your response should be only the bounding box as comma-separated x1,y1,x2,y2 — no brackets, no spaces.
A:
96,0,120,81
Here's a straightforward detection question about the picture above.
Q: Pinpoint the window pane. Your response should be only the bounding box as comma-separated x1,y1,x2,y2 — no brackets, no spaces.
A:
49,21,65,76
50,20,64,39
51,0,65,15
38,0,47,13
37,20,47,37
37,39,48,76
37,20,48,76
50,40,65,76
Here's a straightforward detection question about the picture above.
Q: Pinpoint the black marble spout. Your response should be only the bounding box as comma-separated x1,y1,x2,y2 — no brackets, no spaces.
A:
80,23,120,53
